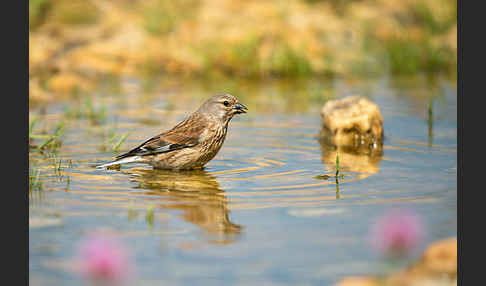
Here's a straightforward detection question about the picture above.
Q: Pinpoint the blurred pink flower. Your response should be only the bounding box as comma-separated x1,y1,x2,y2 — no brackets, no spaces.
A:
369,209,425,257
76,231,133,284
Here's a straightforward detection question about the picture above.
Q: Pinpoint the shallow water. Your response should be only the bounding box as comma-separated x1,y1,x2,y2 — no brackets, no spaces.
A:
29,75,457,285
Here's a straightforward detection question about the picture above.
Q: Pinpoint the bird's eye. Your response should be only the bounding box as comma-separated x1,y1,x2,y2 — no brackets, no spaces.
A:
223,101,230,107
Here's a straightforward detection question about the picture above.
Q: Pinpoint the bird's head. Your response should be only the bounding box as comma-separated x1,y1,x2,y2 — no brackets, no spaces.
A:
198,94,248,123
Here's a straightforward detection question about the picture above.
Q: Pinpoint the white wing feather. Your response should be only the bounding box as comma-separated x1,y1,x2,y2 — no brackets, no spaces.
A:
96,156,144,169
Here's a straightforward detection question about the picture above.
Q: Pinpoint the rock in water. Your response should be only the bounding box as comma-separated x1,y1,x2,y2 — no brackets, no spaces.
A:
334,277,379,286
419,237,457,276
333,237,457,286
393,237,457,284
320,96,384,149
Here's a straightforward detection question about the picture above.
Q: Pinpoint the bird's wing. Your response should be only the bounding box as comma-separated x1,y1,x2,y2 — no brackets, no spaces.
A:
115,113,207,160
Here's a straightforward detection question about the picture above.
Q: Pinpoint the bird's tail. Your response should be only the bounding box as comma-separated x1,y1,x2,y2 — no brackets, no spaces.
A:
96,156,144,169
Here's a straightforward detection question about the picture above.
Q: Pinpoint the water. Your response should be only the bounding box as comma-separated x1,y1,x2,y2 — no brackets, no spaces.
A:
29,75,457,285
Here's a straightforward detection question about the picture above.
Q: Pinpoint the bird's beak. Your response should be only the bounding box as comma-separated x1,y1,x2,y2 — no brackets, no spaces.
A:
233,102,248,114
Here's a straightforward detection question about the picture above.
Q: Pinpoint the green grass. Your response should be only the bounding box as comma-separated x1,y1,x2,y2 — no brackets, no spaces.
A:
29,165,43,193
65,96,106,125
112,132,131,153
199,36,262,77
100,131,131,153
30,119,65,154
146,205,154,228
52,155,63,175
335,177,340,199
64,106,81,119
228,36,262,77
382,36,455,75
41,121,65,153
37,136,55,150
49,0,100,26
128,200,137,222
29,0,457,80
29,117,38,136
304,0,360,16
335,152,342,199
84,97,106,125
349,55,384,78
31,0,100,29
65,175,71,192
267,44,313,77
200,36,313,78
144,3,179,35
315,174,330,180
29,0,51,30
29,117,41,149
335,152,340,177
143,0,200,35
410,2,456,35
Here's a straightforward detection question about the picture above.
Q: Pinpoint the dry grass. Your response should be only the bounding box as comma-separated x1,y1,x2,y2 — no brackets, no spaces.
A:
29,0,457,103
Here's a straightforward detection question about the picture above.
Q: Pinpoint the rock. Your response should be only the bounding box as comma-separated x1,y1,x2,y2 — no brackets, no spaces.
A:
319,96,384,149
418,237,457,275
334,276,380,286
333,237,457,286
398,237,457,281
319,96,384,174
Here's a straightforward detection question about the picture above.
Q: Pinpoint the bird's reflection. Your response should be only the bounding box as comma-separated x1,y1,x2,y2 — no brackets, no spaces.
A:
319,140,384,175
126,168,242,245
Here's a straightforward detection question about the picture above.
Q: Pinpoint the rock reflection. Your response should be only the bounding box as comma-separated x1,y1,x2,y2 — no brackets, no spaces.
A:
127,169,242,245
319,142,384,175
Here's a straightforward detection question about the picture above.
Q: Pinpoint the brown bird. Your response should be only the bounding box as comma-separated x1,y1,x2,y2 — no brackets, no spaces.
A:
96,94,247,170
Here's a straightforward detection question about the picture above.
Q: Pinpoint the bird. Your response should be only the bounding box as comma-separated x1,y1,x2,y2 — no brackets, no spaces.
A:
96,94,247,170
